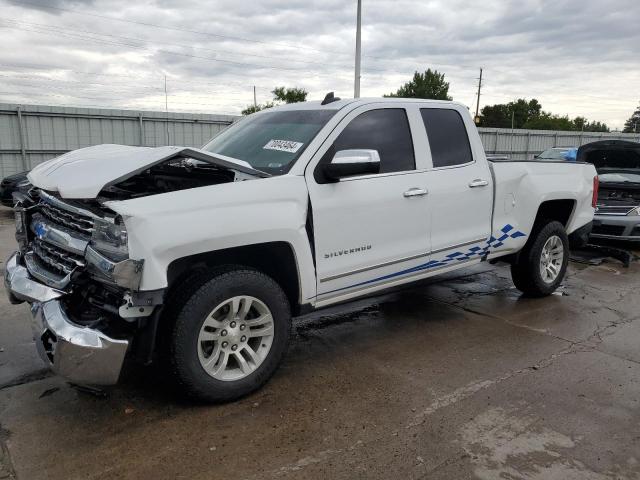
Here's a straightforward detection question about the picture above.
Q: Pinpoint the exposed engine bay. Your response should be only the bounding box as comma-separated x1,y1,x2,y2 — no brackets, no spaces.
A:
98,158,238,201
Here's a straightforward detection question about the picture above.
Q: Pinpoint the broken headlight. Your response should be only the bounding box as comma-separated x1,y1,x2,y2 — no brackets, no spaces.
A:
91,216,129,261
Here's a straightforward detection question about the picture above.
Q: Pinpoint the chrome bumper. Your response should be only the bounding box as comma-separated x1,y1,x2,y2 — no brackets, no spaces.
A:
5,251,129,385
591,214,640,241
4,251,64,304
32,301,129,385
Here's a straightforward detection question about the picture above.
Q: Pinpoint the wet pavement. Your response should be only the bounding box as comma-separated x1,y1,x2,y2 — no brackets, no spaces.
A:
0,204,639,479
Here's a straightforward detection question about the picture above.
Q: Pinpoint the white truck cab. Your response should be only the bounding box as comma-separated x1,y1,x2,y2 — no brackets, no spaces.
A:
5,97,597,401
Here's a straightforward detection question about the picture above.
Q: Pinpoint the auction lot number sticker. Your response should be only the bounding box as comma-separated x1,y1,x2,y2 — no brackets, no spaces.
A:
263,139,304,153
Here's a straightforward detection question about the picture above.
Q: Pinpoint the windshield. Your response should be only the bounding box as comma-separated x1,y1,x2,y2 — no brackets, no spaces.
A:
202,109,336,175
538,148,574,160
598,171,640,184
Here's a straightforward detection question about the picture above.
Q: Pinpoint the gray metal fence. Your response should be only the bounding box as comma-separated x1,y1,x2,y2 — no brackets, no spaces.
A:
1,103,640,178
478,127,640,160
0,103,237,177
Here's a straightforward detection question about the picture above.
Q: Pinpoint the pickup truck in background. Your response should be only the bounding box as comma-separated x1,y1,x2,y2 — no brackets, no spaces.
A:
5,96,597,402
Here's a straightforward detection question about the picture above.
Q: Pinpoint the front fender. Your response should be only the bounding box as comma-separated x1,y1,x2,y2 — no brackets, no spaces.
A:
106,175,316,300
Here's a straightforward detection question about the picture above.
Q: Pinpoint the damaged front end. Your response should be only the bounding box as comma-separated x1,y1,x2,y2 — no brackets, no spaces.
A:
5,189,149,385
5,145,264,385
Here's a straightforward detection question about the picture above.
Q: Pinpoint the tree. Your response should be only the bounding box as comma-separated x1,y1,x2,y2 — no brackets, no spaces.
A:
272,86,308,104
240,101,275,116
385,69,452,100
479,98,609,132
479,98,541,129
581,119,609,133
241,86,307,115
523,113,575,131
623,103,640,133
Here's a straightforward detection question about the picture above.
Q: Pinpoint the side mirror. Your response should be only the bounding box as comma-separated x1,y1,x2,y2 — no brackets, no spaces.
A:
323,149,381,180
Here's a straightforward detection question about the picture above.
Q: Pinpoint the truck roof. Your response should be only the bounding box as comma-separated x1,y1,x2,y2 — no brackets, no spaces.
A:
272,97,467,111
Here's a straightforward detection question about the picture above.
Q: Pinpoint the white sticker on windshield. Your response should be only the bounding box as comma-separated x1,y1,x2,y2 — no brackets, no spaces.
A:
263,139,304,153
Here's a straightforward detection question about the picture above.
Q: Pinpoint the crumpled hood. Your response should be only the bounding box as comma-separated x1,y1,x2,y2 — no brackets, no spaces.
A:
28,144,266,199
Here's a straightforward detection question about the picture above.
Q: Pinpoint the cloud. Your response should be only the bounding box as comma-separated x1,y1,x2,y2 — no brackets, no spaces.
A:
0,0,638,128
8,0,96,12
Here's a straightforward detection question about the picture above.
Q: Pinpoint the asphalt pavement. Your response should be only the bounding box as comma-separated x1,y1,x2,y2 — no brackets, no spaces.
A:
1,205,639,480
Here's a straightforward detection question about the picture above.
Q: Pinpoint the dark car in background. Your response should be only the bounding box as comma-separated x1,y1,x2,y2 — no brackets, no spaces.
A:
0,171,29,207
581,140,640,241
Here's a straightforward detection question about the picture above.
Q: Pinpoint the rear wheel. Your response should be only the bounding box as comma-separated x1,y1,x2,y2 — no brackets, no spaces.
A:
169,268,291,402
511,220,569,297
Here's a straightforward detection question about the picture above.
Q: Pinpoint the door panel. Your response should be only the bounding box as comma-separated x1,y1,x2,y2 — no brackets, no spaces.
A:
305,105,431,298
427,164,493,254
309,172,431,296
419,107,493,255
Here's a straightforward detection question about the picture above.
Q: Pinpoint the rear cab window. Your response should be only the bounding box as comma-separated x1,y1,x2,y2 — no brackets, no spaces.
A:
420,108,473,168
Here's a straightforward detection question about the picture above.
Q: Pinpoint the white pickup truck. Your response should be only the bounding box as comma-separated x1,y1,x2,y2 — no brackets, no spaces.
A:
5,96,597,401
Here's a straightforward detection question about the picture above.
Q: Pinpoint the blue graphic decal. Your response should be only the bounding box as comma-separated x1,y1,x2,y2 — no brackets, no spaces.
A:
323,224,526,295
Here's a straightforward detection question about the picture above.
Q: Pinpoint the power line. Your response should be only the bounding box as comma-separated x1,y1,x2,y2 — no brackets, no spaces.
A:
8,1,482,69
1,17,365,71
0,74,258,98
13,0,348,57
0,90,243,111
0,63,275,90
0,22,352,76
3,18,464,78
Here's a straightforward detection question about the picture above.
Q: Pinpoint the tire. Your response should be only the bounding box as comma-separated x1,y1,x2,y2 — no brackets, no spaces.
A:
510,220,569,297
168,267,291,402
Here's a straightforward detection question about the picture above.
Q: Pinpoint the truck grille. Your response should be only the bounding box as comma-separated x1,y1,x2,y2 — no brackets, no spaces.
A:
24,191,96,288
595,204,636,216
40,201,94,235
32,238,85,275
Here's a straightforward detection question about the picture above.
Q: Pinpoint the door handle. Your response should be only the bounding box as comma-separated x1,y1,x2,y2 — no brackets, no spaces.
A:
468,179,489,188
403,188,428,198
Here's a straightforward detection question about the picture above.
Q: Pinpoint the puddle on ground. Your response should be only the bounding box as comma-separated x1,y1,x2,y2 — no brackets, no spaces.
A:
459,406,629,480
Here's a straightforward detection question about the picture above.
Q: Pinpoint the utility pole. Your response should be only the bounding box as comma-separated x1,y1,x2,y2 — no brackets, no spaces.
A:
253,86,257,108
510,109,515,155
164,75,170,145
474,68,483,124
354,0,362,98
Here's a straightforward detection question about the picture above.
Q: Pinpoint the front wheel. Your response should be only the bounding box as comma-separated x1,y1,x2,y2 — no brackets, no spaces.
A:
511,220,569,297
169,268,291,402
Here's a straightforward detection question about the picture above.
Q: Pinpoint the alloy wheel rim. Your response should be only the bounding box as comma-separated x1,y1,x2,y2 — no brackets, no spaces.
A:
539,235,564,284
197,295,275,381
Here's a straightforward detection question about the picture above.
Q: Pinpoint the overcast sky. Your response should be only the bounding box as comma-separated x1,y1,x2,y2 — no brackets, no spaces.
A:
0,0,638,129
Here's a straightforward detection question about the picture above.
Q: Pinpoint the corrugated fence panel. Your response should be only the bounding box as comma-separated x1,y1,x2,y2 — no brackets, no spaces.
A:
2,103,640,179
478,127,640,160
0,103,238,177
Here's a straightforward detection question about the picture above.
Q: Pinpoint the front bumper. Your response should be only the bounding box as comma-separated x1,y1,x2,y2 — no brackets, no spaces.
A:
4,251,64,304
591,214,640,241
5,251,129,385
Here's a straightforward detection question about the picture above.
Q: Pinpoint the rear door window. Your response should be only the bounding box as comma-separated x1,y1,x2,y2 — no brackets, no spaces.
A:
420,108,473,168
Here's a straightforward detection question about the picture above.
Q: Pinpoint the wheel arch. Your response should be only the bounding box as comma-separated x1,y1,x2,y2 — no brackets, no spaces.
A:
533,199,576,228
166,242,303,315
500,200,575,266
